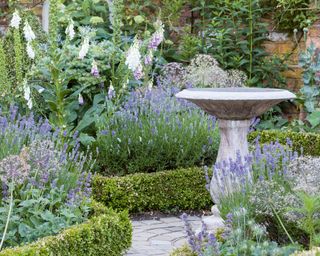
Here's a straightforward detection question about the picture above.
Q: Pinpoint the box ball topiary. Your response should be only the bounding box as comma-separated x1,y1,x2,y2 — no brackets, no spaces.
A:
0,201,132,256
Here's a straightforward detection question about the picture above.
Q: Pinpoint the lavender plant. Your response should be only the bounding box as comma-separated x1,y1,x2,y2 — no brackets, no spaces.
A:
207,138,298,217
0,109,93,249
96,84,219,175
180,208,299,256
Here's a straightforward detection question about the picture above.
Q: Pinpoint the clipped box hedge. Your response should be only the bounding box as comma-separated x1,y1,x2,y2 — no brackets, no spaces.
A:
249,130,320,156
0,201,132,256
92,168,212,213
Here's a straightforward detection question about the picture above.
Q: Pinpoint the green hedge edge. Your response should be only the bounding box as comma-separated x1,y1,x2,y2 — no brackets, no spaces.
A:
0,201,132,256
93,168,212,213
249,130,320,156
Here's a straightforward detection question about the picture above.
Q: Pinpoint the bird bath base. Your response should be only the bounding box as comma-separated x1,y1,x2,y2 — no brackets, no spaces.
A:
216,119,251,163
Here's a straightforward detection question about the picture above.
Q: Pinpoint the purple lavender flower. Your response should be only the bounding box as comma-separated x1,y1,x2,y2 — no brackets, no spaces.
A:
91,60,100,77
108,85,115,99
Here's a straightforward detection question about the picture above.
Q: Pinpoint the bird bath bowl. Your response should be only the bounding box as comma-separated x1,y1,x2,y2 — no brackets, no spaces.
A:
175,87,296,163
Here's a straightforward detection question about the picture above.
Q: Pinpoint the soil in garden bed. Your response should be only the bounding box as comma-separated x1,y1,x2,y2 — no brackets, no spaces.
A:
130,209,211,221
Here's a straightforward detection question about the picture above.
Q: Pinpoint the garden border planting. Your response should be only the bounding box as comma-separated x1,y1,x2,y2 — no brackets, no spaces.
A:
93,168,212,213
0,202,132,256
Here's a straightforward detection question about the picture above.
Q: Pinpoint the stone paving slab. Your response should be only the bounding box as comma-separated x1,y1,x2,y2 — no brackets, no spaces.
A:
126,216,202,256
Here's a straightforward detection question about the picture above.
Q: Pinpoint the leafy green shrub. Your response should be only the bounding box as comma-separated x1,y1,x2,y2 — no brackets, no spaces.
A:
261,0,316,30
205,0,287,87
96,86,219,175
92,167,212,213
0,202,132,256
249,130,320,156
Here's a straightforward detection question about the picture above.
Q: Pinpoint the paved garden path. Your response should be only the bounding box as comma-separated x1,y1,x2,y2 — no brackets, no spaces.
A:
126,216,202,256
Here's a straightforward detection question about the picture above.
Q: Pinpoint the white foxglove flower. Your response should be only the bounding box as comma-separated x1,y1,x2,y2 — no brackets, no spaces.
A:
26,42,35,59
108,84,115,99
148,81,153,90
37,87,44,93
23,81,33,109
125,39,141,72
78,93,84,105
65,19,75,40
10,10,21,29
23,21,36,42
27,98,33,109
78,37,89,59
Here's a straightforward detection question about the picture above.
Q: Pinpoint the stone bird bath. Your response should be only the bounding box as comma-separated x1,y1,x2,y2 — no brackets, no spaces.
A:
176,87,296,231
176,88,296,164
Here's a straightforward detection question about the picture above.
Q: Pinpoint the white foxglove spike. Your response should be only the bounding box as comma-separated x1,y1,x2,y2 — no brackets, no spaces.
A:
65,19,75,40
10,10,21,29
26,42,35,59
78,37,90,59
23,21,36,42
125,38,141,72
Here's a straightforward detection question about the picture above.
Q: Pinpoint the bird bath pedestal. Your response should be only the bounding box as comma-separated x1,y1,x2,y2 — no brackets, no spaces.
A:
175,88,296,231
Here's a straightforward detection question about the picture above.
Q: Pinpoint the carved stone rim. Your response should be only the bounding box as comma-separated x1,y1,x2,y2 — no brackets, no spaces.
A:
175,87,296,101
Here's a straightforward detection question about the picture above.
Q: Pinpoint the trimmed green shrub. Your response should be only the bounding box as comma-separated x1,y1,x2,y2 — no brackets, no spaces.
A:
249,130,320,156
92,168,212,213
0,201,132,256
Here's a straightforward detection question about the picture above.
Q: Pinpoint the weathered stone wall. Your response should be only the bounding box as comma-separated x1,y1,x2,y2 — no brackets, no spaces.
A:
263,19,320,92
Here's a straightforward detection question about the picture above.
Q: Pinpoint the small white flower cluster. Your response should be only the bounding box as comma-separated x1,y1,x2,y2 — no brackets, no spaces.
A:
125,38,144,80
78,37,90,60
287,156,320,195
65,19,75,40
10,10,36,60
23,79,33,109
291,247,320,256
250,179,300,218
9,10,21,29
159,55,247,88
10,10,36,109
23,21,36,60
159,62,187,88
184,54,228,88
226,69,248,87
125,20,164,81
78,27,95,60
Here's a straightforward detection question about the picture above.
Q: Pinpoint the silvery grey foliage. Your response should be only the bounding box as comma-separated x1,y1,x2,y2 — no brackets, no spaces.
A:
287,156,320,195
250,180,300,219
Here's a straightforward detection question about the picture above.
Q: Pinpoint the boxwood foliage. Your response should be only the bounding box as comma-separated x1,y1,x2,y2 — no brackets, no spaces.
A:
93,168,212,213
249,130,320,156
0,201,132,256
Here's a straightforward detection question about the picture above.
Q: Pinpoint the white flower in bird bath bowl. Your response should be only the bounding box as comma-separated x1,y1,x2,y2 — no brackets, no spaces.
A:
175,87,296,231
